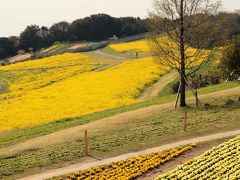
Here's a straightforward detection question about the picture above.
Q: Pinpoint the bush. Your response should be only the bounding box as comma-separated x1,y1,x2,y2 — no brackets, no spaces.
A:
171,81,180,94
219,35,240,79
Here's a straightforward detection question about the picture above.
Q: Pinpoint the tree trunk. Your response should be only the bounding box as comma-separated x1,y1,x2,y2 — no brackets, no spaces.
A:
180,0,187,107
180,70,187,107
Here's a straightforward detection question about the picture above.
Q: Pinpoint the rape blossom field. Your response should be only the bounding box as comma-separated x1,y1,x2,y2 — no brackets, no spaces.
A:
109,37,211,68
109,36,185,53
0,55,168,131
0,53,99,100
156,136,240,180
109,38,151,53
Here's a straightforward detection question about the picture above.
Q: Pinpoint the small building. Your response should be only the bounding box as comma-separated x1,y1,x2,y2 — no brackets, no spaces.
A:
108,35,118,40
17,49,26,55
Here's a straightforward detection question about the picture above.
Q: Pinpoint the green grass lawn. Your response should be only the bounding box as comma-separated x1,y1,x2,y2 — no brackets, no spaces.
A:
0,82,238,149
0,95,239,179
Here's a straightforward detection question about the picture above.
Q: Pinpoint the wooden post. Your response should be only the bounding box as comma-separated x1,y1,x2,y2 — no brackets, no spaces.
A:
136,52,139,59
225,70,235,83
184,110,188,131
195,91,199,107
84,130,88,156
178,70,201,107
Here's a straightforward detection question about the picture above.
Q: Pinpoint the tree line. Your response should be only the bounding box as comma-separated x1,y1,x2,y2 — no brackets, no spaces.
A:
0,14,147,59
0,12,240,60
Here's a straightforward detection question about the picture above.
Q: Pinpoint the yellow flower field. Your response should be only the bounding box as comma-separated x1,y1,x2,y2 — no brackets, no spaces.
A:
109,36,180,53
0,53,99,99
0,56,167,131
110,36,211,69
109,36,197,53
109,39,151,52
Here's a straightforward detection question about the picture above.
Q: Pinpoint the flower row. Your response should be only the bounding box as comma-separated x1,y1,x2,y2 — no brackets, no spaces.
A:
156,136,240,180
52,145,194,180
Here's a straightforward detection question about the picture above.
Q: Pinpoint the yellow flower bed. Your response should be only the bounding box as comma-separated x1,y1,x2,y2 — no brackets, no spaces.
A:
156,136,240,180
52,145,194,180
0,56,167,130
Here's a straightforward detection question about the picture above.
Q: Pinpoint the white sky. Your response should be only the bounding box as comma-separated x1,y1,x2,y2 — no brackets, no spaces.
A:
0,0,239,37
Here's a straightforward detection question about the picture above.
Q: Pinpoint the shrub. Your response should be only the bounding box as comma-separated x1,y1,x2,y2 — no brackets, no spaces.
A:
219,35,240,79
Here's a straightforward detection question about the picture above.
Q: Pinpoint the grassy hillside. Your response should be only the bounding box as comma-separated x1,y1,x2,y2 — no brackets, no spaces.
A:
0,82,238,149
0,89,239,179
0,35,239,180
0,53,99,100
108,36,211,62
0,55,168,131
0,37,234,136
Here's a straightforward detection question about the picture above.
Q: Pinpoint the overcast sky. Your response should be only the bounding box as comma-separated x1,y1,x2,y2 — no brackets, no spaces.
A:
0,0,239,37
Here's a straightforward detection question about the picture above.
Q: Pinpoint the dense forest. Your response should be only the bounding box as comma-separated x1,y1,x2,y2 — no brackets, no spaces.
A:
0,12,240,60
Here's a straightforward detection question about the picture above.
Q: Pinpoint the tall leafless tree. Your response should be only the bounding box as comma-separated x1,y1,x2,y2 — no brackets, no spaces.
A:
148,0,222,107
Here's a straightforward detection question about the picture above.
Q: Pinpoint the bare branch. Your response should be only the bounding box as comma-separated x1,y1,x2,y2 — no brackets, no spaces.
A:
149,0,222,107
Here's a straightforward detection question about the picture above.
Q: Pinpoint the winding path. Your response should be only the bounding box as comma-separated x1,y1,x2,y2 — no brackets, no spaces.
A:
83,49,130,72
84,50,128,65
139,71,178,100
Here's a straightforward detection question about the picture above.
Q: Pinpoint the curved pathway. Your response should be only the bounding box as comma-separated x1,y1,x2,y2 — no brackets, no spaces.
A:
84,49,130,72
139,71,178,100
84,49,128,65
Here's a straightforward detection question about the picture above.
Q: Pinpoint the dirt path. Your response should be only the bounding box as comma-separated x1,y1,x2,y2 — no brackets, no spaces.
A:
85,50,128,64
8,53,32,63
1,87,239,157
90,49,127,60
139,71,178,100
19,129,240,180
84,50,130,72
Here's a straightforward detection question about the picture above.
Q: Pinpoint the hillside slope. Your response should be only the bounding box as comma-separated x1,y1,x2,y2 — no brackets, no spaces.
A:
0,56,167,131
1,86,239,157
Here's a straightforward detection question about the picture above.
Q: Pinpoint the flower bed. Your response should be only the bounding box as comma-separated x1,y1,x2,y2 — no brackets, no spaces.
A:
156,136,240,180
52,145,194,180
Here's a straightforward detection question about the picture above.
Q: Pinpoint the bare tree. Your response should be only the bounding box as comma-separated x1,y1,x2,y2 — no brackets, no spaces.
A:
148,0,222,107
